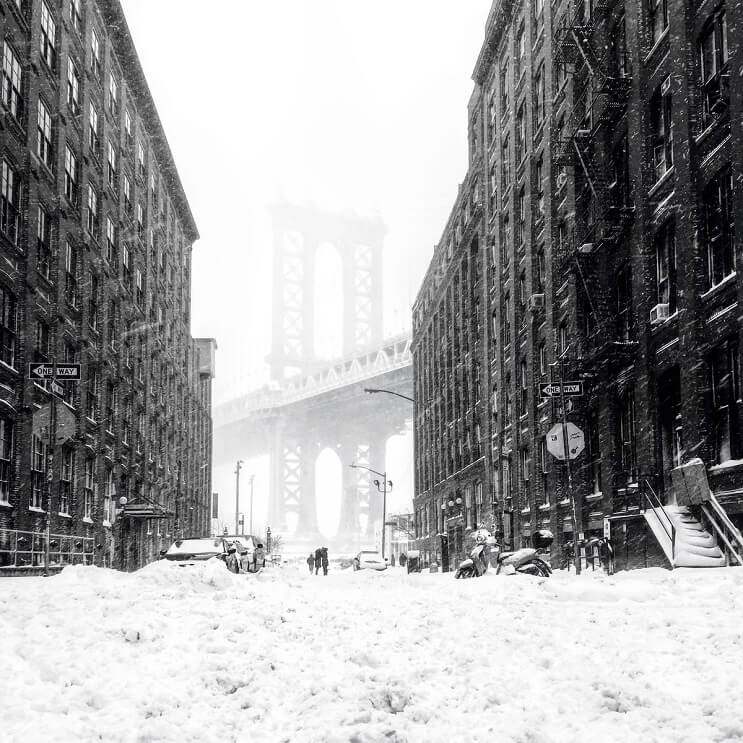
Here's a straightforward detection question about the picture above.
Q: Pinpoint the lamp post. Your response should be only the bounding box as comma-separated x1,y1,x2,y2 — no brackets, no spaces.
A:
349,463,393,560
364,388,415,403
234,459,243,536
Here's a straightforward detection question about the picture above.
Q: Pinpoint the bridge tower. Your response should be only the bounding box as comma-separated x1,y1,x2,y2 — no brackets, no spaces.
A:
267,203,389,543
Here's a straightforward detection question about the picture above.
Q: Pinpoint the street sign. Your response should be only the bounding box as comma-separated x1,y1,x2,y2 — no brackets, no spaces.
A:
546,422,585,460
51,380,64,397
28,363,81,380
539,381,584,398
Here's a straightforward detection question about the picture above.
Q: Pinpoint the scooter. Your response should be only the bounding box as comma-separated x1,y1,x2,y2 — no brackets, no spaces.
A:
454,529,553,579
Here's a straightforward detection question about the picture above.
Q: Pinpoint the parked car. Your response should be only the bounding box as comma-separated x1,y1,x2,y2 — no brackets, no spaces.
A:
352,551,387,571
164,537,231,566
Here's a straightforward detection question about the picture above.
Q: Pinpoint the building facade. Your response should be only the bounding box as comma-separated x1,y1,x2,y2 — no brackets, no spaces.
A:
0,0,215,572
413,0,742,570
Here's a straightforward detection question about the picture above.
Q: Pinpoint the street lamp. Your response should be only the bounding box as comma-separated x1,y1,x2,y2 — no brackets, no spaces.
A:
349,463,393,560
235,460,244,536
364,388,415,403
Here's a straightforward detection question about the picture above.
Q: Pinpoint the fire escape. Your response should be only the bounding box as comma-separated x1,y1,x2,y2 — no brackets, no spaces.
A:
551,0,635,370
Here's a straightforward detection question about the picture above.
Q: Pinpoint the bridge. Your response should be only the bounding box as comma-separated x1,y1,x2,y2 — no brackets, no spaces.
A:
213,204,414,551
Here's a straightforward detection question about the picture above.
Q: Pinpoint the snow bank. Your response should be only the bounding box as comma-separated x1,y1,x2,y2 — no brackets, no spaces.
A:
1,562,742,742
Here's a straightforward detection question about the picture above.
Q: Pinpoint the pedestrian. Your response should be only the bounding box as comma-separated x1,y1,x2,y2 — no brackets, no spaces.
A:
239,549,251,573
306,553,315,574
321,546,329,576
253,543,266,572
314,547,322,575
390,554,396,567
226,546,239,574
399,553,407,568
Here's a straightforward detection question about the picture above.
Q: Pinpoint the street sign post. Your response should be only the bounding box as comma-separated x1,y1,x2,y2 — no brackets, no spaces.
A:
539,381,584,398
546,422,585,460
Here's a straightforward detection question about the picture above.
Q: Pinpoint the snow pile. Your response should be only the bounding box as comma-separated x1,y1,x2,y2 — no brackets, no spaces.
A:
1,562,742,742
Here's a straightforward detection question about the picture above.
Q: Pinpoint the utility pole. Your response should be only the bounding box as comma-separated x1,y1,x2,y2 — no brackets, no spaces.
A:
235,459,243,536
556,344,581,575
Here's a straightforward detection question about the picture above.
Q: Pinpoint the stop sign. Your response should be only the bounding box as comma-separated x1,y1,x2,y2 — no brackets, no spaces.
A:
546,422,585,460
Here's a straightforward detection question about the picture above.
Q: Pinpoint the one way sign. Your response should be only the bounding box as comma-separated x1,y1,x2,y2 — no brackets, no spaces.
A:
539,381,584,398
28,363,82,381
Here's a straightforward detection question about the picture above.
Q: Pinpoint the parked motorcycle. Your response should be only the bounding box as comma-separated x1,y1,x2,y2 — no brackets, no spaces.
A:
454,528,553,579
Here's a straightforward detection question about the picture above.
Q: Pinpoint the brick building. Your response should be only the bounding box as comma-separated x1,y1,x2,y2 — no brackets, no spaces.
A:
0,0,215,572
413,0,742,570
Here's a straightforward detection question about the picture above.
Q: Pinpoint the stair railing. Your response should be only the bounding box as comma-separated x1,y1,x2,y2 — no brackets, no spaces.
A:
700,493,743,566
643,479,675,561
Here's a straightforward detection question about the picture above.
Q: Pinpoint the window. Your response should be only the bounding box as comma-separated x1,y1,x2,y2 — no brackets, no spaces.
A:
516,186,526,245
612,13,629,78
64,146,78,205
86,184,98,234
0,286,16,368
107,141,117,186
699,9,729,127
136,203,144,238
503,293,511,346
137,142,145,177
0,159,22,246
87,368,99,420
520,358,528,415
62,341,76,405
123,175,132,213
90,29,101,79
122,244,131,290
64,241,78,307
0,417,11,502
534,0,544,31
89,272,99,331
125,110,133,145
108,74,118,115
520,448,530,485
2,43,23,121
538,341,546,376
66,58,80,115
31,435,46,509
135,268,143,307
40,2,57,71
489,163,497,214
69,0,82,34
84,458,95,520
102,218,115,265
60,448,73,515
536,247,545,291
518,272,527,310
105,470,115,524
649,0,668,46
709,339,741,464
105,380,116,430
558,321,568,356
610,136,630,209
37,99,54,169
35,319,50,364
617,391,637,479
515,23,525,79
651,81,673,181
539,437,549,474
502,210,511,269
37,206,52,280
533,65,545,130
107,299,117,350
703,168,735,288
515,102,526,163
504,376,512,426
500,57,509,113
654,220,677,313
501,136,511,191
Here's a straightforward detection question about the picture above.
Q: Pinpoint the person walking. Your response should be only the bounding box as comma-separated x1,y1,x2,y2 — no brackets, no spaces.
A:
306,553,315,574
253,543,266,572
314,547,322,575
399,553,407,568
321,547,329,576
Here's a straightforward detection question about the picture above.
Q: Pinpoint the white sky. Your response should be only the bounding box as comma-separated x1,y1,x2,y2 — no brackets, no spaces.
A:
118,1,493,534
119,0,492,400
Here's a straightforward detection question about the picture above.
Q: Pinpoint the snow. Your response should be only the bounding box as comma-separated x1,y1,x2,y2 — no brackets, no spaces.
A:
2,561,743,743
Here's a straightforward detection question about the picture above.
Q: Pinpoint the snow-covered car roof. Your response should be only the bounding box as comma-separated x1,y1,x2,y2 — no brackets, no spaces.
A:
165,538,227,556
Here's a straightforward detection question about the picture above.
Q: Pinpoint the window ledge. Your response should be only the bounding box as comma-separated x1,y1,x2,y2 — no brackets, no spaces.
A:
538,503,550,511
644,27,669,65
709,459,743,473
102,520,112,528
57,512,72,518
0,360,18,375
520,507,531,514
648,166,675,198
651,309,678,329
82,517,93,524
558,498,570,506
585,492,603,501
700,272,736,300
29,506,45,513
0,499,12,508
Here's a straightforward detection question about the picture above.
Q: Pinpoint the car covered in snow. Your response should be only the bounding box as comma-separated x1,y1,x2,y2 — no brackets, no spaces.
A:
352,551,387,571
164,537,231,566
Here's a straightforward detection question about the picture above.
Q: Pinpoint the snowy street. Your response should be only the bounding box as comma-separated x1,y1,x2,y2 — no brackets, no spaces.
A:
2,563,742,743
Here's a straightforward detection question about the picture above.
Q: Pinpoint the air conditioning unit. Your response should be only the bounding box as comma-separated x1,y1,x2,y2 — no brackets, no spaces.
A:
528,293,545,311
650,303,670,325
577,242,595,254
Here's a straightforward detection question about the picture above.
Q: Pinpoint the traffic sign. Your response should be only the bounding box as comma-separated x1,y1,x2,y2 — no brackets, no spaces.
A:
546,422,585,460
28,363,81,380
539,381,584,398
